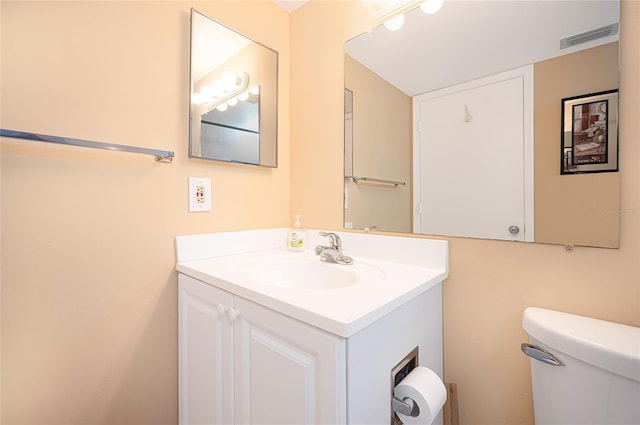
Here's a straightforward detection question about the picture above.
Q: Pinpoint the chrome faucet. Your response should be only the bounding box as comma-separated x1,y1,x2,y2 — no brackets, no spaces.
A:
315,231,353,265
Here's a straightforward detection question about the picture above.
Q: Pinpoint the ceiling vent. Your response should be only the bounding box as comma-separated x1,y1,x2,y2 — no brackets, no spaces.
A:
560,23,619,49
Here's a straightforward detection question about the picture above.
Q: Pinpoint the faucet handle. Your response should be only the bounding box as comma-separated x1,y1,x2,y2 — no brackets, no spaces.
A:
319,231,341,250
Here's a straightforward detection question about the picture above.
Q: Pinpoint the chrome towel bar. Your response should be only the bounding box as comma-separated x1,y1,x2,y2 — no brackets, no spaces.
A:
346,175,406,187
0,129,174,162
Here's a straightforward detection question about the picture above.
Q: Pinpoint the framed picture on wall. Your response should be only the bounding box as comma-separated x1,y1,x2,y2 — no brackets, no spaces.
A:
561,89,619,174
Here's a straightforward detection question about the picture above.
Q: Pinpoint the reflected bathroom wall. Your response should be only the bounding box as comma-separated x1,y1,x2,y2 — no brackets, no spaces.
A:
534,43,620,247
344,55,411,233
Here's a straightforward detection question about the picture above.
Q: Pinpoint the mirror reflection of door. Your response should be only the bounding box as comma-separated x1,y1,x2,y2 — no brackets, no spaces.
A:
414,67,533,242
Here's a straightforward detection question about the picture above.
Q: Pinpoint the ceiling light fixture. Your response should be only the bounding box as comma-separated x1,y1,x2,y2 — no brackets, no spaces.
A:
364,0,444,31
420,0,443,14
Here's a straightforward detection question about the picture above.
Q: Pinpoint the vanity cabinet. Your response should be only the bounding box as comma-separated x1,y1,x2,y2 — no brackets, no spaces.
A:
179,274,347,424
179,273,444,425
176,229,447,425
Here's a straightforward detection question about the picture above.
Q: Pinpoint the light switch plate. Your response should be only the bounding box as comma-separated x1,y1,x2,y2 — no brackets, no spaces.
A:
188,177,212,212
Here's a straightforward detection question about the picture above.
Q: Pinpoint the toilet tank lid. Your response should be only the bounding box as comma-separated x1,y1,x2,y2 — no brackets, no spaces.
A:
522,307,640,383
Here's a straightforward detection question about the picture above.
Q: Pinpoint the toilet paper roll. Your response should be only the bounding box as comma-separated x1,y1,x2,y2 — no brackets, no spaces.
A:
394,366,447,425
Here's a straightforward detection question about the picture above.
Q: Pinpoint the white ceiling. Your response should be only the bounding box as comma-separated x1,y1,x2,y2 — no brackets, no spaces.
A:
270,1,619,95
272,0,310,13
345,1,620,96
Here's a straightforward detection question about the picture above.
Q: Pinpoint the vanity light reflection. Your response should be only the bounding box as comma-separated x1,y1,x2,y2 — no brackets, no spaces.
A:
192,72,251,111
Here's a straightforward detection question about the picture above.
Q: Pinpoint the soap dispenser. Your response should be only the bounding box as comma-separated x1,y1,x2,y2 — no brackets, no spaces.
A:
287,215,306,251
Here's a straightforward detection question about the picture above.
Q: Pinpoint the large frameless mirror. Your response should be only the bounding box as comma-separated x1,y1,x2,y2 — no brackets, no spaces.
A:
344,0,620,248
190,9,278,167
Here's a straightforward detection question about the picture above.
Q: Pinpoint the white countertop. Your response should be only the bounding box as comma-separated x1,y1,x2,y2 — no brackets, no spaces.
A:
176,228,448,337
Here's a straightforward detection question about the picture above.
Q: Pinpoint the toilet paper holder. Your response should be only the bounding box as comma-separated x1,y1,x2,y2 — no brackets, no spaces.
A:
392,395,420,417
391,346,420,423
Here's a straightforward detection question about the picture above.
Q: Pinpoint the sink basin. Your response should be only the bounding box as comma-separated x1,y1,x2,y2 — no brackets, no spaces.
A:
231,253,385,290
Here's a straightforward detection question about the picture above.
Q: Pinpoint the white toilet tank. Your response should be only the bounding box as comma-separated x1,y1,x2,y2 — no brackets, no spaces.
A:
522,307,640,425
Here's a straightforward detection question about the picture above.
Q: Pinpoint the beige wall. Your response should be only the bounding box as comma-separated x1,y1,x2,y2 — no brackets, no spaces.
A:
535,42,620,248
291,2,640,425
1,1,290,423
344,55,411,232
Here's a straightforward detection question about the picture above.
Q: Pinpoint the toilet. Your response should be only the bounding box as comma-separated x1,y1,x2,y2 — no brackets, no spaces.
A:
521,307,640,425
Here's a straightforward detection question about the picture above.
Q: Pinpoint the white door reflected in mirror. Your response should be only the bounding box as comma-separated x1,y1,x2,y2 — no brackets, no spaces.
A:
414,67,533,242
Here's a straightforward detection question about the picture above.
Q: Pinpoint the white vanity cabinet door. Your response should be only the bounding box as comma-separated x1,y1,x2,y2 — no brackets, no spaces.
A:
178,273,347,425
233,297,347,425
179,274,234,425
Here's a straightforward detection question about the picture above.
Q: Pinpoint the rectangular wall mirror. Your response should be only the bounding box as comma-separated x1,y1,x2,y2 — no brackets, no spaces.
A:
344,0,620,248
190,9,278,167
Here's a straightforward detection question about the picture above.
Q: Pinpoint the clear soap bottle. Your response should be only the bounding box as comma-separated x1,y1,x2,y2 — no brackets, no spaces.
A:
287,215,306,251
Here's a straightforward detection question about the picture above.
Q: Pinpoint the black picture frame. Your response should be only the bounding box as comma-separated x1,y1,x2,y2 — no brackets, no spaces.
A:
561,89,619,175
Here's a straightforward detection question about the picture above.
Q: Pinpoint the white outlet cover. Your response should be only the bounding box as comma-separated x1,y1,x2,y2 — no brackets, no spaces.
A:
188,177,212,212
